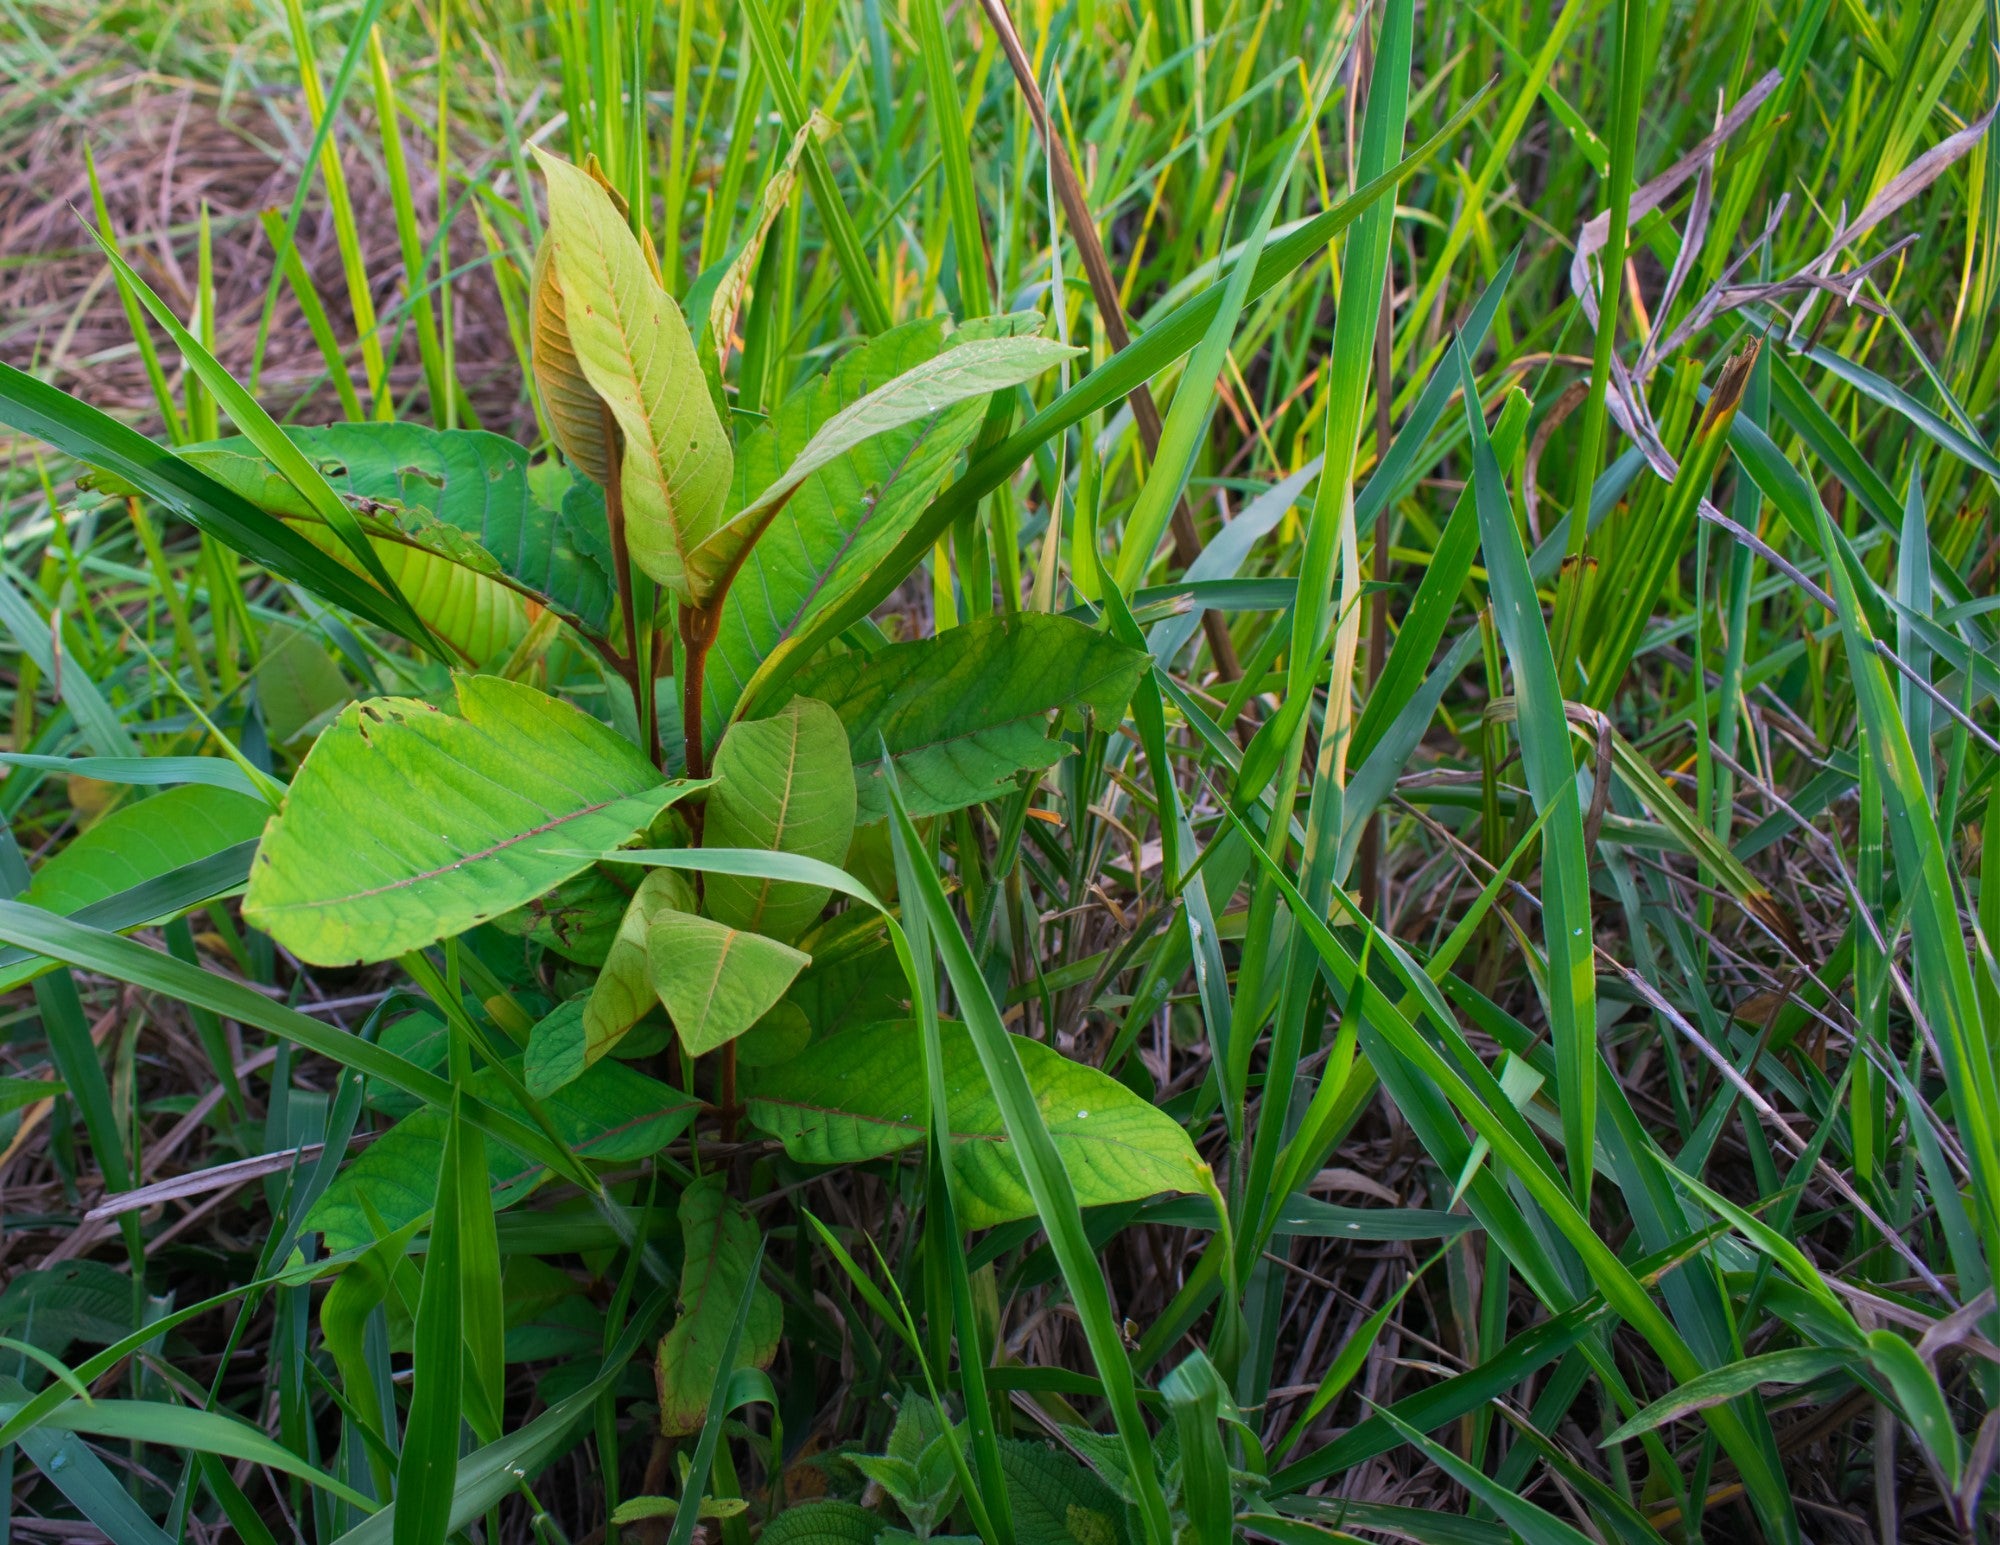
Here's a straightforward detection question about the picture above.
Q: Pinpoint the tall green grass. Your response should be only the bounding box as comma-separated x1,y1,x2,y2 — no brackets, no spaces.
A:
0,0,1998,1539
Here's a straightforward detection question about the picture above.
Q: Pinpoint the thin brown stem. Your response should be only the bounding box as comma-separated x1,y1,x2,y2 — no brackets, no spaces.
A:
678,601,716,787
976,0,1241,680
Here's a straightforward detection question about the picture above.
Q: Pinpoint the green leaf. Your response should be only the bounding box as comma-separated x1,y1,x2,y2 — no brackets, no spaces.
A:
645,909,808,1058
0,753,267,801
735,1000,813,1067
1604,1348,1858,1445
653,1175,781,1436
0,901,592,1185
255,622,351,745
1374,1407,1596,1545
0,362,418,638
26,785,267,917
0,1262,132,1358
537,149,734,604
1457,341,1597,1207
581,868,697,1077
704,698,856,942
703,318,1004,729
190,425,617,638
5,1398,372,1511
306,1060,699,1251
744,1020,1207,1229
395,1097,465,1545
997,1439,1130,1545
244,674,691,966
791,615,1148,822
698,334,1077,605
1865,1331,1962,1492
758,1501,885,1545
332,1289,673,1544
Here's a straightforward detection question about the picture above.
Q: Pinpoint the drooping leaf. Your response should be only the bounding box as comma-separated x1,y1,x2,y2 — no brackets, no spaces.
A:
789,615,1149,821
537,149,733,604
26,785,268,918
646,910,809,1058
306,1059,699,1251
255,621,352,745
303,529,525,665
744,1020,1208,1228
579,869,698,1079
703,698,856,942
189,424,616,638
244,674,692,965
703,316,1039,731
654,1175,781,1436
1603,1348,1859,1444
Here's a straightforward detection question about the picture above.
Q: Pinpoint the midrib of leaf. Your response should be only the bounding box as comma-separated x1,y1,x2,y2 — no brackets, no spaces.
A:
255,790,650,916
771,410,949,645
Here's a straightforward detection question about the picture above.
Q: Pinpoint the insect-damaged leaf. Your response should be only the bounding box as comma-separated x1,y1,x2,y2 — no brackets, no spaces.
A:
655,1176,780,1436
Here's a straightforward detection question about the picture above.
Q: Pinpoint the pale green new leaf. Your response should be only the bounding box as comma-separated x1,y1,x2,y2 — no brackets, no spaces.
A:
704,698,856,942
244,673,692,965
646,909,809,1057
654,1175,780,1436
789,615,1149,821
744,1019,1208,1229
537,149,733,603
